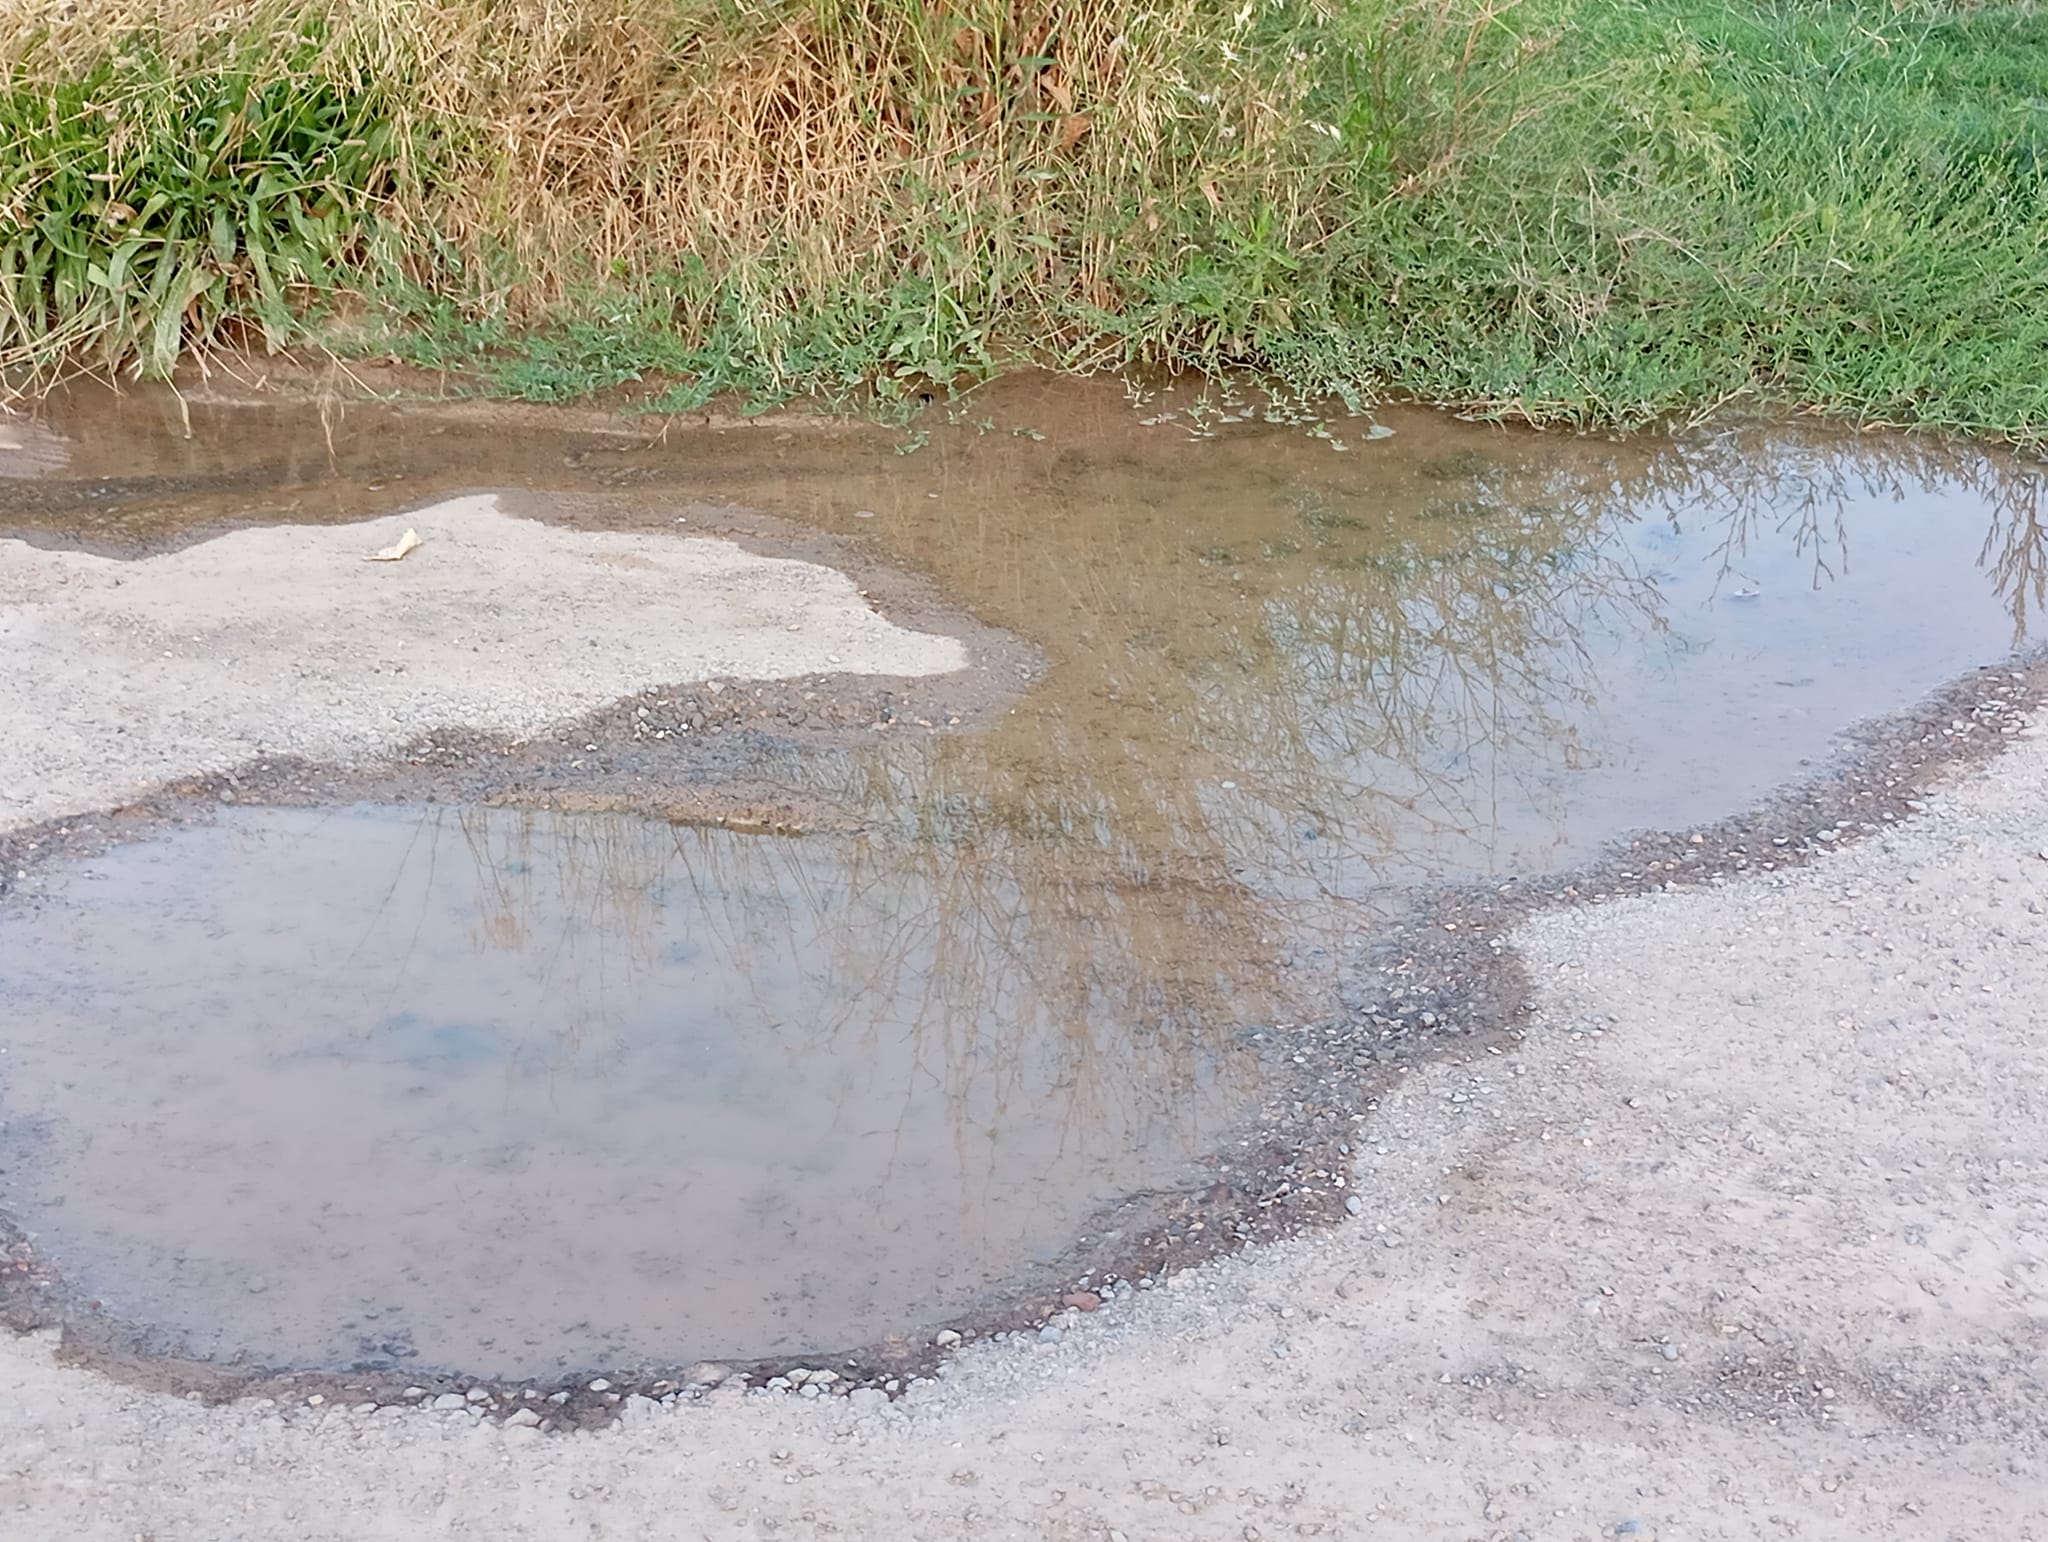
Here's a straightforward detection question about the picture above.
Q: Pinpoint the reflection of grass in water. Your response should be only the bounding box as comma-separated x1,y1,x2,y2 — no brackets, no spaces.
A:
431,804,1263,1191
812,432,2048,905
349,432,2047,1204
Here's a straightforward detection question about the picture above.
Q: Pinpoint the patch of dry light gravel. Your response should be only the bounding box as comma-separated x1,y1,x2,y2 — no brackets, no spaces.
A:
4,727,2045,1541
0,495,967,833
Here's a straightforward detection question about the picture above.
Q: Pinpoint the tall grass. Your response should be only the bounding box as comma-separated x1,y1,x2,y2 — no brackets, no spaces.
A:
3,0,1390,397
3,0,2046,438
0,8,400,375
1339,0,2048,436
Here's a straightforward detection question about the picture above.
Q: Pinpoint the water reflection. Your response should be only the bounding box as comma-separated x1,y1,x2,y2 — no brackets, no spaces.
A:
5,381,2045,1373
0,803,1262,1374
774,423,2046,908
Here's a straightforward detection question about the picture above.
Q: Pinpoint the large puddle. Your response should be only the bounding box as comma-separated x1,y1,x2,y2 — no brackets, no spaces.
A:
1,805,1258,1373
2,378,2044,1379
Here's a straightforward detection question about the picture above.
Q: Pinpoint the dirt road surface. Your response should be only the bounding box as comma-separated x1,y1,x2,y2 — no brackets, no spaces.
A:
4,731,2044,1537
0,495,967,831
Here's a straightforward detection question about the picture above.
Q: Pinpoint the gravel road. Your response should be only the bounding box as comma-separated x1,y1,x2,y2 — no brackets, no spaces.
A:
0,494,966,832
2,491,2043,1540
3,721,2042,1539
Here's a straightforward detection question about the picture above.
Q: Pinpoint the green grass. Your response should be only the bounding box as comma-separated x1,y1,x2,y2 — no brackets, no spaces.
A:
0,21,398,377
4,0,2047,441
1334,0,2048,436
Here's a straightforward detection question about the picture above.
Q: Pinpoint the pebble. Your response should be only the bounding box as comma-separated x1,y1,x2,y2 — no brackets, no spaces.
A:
1037,1325,1064,1345
587,1378,612,1393
465,1388,491,1403
1344,1196,1364,1216
1062,1291,1102,1312
1660,1344,1680,1361
504,1407,542,1429
684,1361,733,1387
430,1393,468,1412
934,1330,963,1348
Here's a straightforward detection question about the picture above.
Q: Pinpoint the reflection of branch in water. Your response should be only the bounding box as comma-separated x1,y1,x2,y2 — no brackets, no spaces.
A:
1980,481,2048,649
800,426,2047,920
381,804,1267,1212
1629,434,2046,638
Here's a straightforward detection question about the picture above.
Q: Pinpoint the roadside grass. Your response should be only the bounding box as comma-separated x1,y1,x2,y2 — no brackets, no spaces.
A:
1351,0,2048,437
2,0,2044,439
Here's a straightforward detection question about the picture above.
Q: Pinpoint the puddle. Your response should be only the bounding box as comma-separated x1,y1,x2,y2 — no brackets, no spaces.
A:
0,414,68,479
1,376,2044,1380
0,804,1262,1375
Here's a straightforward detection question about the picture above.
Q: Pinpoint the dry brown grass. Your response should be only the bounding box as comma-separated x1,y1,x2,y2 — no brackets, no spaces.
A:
5,0,1340,326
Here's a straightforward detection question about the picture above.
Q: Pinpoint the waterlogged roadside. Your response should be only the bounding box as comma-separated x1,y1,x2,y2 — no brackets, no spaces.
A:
0,375,2044,1405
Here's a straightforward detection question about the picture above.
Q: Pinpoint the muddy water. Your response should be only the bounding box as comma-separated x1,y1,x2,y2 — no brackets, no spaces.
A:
1,376,2044,1377
1,805,1257,1372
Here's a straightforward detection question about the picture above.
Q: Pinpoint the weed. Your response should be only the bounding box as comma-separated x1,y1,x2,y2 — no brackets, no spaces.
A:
1,8,398,377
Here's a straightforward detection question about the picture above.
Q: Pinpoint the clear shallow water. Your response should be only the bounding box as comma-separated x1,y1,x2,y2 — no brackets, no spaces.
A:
0,806,1262,1374
1,380,2042,1374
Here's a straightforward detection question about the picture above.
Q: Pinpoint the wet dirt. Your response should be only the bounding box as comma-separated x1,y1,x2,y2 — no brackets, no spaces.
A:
1,374,2045,1391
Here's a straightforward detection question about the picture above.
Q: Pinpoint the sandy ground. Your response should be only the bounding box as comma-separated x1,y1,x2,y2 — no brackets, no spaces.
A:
0,495,966,832
0,724,2041,1538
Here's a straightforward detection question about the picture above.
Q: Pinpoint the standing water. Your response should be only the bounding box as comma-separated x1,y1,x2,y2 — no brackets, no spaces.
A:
0,378,2041,1376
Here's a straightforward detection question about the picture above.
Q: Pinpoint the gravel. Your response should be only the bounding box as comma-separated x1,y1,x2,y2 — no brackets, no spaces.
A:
0,495,967,834
6,726,2046,1538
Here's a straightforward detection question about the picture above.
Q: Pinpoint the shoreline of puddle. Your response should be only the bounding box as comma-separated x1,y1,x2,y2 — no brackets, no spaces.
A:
1,652,2037,1418
2,373,2046,1413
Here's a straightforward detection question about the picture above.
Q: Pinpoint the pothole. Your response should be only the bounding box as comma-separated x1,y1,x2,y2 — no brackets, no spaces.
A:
1,379,2044,1390
0,803,1268,1377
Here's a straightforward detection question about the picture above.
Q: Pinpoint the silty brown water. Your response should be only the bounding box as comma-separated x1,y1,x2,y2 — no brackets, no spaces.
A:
0,377,2042,1376
1,805,1263,1374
